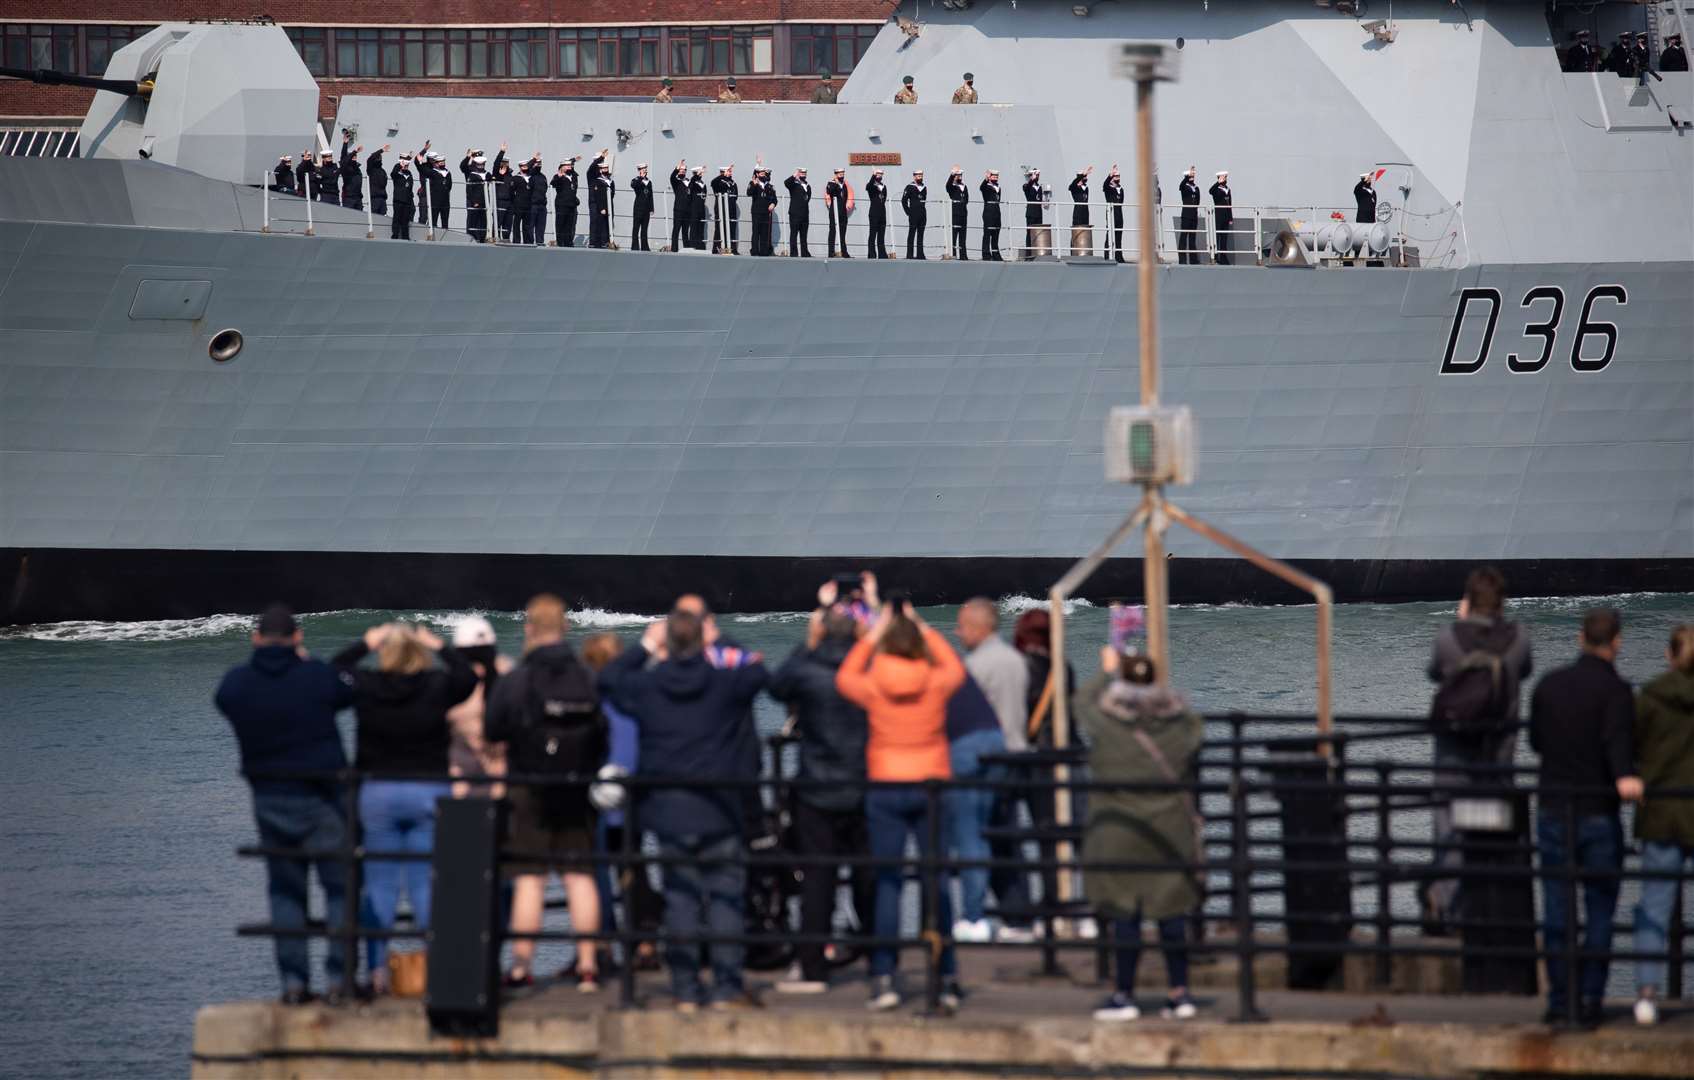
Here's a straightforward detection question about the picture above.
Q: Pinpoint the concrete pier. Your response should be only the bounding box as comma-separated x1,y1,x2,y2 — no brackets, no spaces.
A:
193,952,1694,1079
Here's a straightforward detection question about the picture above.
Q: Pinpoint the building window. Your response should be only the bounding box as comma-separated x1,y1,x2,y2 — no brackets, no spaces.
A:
561,28,605,77
3,24,78,72
286,26,328,77
790,24,876,76
84,24,149,76
620,27,659,76
335,28,380,77
732,26,773,75
670,26,766,76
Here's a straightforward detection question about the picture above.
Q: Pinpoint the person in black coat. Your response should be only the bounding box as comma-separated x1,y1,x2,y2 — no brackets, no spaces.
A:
413,143,432,225
711,165,740,254
588,152,613,248
460,149,490,242
429,152,455,232
295,150,313,201
1633,31,1653,75
526,159,549,247
491,158,513,241
1208,170,1233,265
945,166,969,260
1176,166,1201,265
339,138,363,211
366,145,388,216
824,167,851,258
784,167,813,257
507,158,532,243
687,166,709,250
1102,164,1125,263
902,170,928,259
1662,33,1688,71
979,168,1003,261
1604,31,1638,77
865,168,889,259
1067,166,1091,255
316,151,340,207
389,153,414,240
669,160,690,252
1022,169,1044,260
552,157,580,248
630,163,654,251
273,155,296,196
1562,29,1599,72
748,168,776,256
766,589,875,991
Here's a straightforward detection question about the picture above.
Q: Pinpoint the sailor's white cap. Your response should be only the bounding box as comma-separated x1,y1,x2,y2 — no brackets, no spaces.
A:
473,155,486,164
1360,171,1370,179
719,164,731,171
636,162,649,169
281,154,292,161
1216,168,1228,176
692,164,704,172
452,615,497,648
428,151,442,160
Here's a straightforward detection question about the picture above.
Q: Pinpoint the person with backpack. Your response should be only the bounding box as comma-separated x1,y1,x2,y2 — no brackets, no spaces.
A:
1630,625,1694,1026
1422,566,1534,933
484,594,608,990
598,604,770,1012
1078,647,1204,1021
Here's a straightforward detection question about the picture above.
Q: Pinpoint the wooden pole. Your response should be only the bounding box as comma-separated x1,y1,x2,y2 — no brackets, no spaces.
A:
1135,70,1171,684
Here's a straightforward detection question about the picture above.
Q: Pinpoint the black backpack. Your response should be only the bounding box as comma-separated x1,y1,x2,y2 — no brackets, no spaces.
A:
513,652,606,826
1429,621,1519,736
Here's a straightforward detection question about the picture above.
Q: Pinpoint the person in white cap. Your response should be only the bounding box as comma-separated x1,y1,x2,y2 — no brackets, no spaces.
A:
687,164,709,250
865,167,889,259
1177,166,1201,265
587,149,612,249
1068,165,1093,257
748,160,776,256
411,141,432,227
630,162,654,251
552,155,580,248
273,154,296,196
317,150,340,207
825,167,851,258
1354,170,1377,224
710,164,739,254
945,165,970,260
1102,164,1125,264
1208,169,1233,265
784,166,813,257
980,167,1003,261
446,616,513,800
902,168,928,259
1022,168,1045,260
461,149,490,243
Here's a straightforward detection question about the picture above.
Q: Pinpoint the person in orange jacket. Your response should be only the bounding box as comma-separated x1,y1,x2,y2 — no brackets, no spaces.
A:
835,597,966,1013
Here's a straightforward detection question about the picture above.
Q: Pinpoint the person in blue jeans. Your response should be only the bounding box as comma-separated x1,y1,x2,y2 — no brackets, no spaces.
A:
1529,608,1642,1028
1630,624,1694,1026
215,604,356,1004
945,674,1005,942
334,622,476,990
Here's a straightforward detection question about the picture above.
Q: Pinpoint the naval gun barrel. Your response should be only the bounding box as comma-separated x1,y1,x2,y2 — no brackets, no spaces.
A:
0,66,153,98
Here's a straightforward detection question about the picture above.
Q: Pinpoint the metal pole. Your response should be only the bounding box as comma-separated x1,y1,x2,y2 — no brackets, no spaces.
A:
365,190,374,240
304,184,314,237
619,798,639,1008
262,170,270,234
340,772,361,1001
1374,761,1392,986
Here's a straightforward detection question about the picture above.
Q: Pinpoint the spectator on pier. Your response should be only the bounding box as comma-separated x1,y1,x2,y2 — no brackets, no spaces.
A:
943,672,1005,944
835,597,966,1013
1078,650,1203,1022
1422,566,1533,934
1630,624,1694,1027
486,595,607,990
446,615,512,798
333,622,477,992
598,605,769,1011
1530,608,1641,1028
215,604,355,1004
768,577,876,992
1013,606,1079,927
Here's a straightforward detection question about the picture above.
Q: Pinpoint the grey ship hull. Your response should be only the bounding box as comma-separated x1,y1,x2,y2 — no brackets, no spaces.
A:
2,218,1689,622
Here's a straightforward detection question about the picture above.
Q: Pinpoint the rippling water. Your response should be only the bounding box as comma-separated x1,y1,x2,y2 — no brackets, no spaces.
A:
2,592,1689,1078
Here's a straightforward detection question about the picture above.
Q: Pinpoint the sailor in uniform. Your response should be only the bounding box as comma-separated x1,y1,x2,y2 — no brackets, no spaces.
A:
687,165,709,249
711,165,740,254
295,152,312,201
946,166,970,260
317,151,340,207
1663,33,1689,71
669,160,689,251
1022,168,1044,259
865,168,889,259
1354,171,1377,223
1178,166,1201,265
785,167,812,257
491,155,514,241
366,145,388,216
979,169,1002,261
1562,29,1599,72
339,139,363,210
413,144,431,224
952,72,978,104
746,169,769,256
895,75,917,104
526,157,548,246
507,156,529,242
902,169,927,259
1068,166,1092,256
550,157,579,247
1209,169,1233,265
825,168,851,258
630,163,654,251
1633,32,1653,74
388,152,414,240
462,150,489,242
1102,164,1125,263
1605,31,1638,77
588,151,612,249
273,155,295,195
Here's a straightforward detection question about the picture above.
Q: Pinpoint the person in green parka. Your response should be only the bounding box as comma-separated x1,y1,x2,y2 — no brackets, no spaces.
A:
1630,624,1694,1027
1076,647,1204,1022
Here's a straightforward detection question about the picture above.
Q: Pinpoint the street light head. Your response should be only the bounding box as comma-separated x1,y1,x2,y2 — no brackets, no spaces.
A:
1115,42,1179,83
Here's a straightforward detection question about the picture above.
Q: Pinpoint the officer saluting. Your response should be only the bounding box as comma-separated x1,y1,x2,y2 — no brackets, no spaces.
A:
1102,164,1125,263
902,168,928,259
630,163,654,252
1068,166,1092,256
952,72,978,104
1022,168,1043,260
945,166,969,260
784,167,812,257
388,152,414,240
669,160,689,252
825,167,851,258
339,138,363,211
895,75,917,104
979,169,1002,261
366,145,388,216
1354,170,1378,223
461,149,489,242
746,165,770,256
1177,165,1201,265
865,168,889,259
552,156,580,248
687,164,708,249
273,155,295,195
711,165,739,254
1664,33,1689,72
317,151,340,206
588,150,612,249
526,155,548,247
1209,169,1233,265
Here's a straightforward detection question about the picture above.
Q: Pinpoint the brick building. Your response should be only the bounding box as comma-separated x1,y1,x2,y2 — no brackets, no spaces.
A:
0,1,892,127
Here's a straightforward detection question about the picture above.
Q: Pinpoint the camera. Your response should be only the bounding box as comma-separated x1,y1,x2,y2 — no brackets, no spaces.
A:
883,588,911,611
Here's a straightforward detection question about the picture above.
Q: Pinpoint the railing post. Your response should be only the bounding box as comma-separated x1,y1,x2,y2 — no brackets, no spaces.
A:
365,192,374,240
1670,871,1686,1000
1230,715,1264,1022
304,187,314,237
1561,798,1580,1026
924,778,943,1015
262,170,270,234
619,794,639,1009
340,770,361,1001
1374,761,1392,987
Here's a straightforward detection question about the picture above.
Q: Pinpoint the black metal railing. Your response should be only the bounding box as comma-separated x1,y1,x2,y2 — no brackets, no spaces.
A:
236,712,1693,1029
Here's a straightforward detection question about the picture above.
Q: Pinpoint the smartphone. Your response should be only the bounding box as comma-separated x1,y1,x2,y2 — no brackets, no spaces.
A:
883,588,910,612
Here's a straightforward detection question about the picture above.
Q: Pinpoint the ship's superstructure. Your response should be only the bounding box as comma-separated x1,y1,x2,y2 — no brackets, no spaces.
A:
0,3,1690,623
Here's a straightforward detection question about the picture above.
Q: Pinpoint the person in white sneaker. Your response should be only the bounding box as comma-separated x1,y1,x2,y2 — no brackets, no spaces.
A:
1077,648,1204,1023
1631,625,1694,1026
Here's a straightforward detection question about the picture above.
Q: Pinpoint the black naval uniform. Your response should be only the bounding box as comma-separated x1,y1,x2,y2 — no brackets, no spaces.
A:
317,158,340,206
979,176,1002,260
1067,173,1090,256
746,177,768,256
1208,178,1233,265
865,175,889,259
366,149,387,216
1605,37,1638,77
1563,37,1599,72
339,142,363,211
902,178,927,260
669,166,689,251
825,176,850,258
389,161,413,240
433,159,455,230
492,167,513,240
630,172,654,251
711,172,740,254
1633,37,1653,75
552,164,579,248
509,164,532,243
295,158,311,200
1102,174,1125,263
273,160,295,195
945,173,969,260
1022,176,1043,259
1664,40,1690,71
588,157,612,249
1178,174,1201,264
784,174,812,257
1354,177,1377,223
527,165,549,247
413,148,430,225
687,172,709,249
461,156,488,242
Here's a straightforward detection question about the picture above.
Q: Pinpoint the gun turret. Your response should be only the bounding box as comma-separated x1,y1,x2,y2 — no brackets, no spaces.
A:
0,66,154,99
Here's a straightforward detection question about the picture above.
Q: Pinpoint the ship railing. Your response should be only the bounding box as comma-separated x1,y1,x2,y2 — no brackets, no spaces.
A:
234,712,1691,1029
257,179,1455,268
